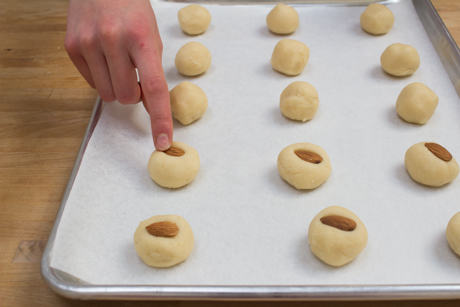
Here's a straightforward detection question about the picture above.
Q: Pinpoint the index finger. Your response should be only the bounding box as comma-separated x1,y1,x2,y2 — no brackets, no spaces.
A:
132,44,173,151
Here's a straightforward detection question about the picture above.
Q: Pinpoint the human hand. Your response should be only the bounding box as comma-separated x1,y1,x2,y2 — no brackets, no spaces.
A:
65,0,172,150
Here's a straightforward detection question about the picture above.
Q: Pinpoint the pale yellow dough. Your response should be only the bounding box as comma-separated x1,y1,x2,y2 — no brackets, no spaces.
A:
266,4,299,34
446,212,460,257
380,43,420,77
360,3,394,35
134,215,194,268
271,39,310,76
277,143,331,190
148,142,200,188
175,42,211,76
170,81,208,125
308,206,368,267
396,82,438,125
178,4,211,35
404,142,459,187
280,81,319,122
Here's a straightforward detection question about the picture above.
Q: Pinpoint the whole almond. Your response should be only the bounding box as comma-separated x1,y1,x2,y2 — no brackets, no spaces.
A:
164,147,185,157
294,150,323,164
320,215,356,231
425,143,452,162
146,221,179,237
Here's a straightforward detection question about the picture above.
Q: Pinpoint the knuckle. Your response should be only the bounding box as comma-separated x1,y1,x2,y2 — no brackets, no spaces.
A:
98,89,116,102
126,14,149,39
128,24,148,43
99,24,118,46
152,115,172,128
117,90,139,105
143,75,167,95
64,36,78,54
80,32,96,49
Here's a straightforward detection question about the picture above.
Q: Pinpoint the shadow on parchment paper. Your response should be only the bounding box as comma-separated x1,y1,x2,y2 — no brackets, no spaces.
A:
386,107,428,130
386,106,404,127
257,25,293,39
432,231,460,272
267,106,301,127
370,65,414,81
164,23,216,39
295,234,338,275
257,62,301,80
266,166,327,197
164,23,185,39
268,106,322,127
104,102,150,136
394,163,453,193
164,66,214,86
352,22,372,38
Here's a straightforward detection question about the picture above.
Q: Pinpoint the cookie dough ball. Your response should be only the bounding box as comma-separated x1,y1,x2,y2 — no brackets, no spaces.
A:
360,3,394,35
280,81,319,122
170,81,208,125
271,39,310,76
308,206,368,267
178,4,211,35
266,4,299,35
446,212,460,257
134,215,194,268
175,42,211,76
405,142,459,187
396,82,438,124
380,43,420,77
148,142,200,188
277,143,331,189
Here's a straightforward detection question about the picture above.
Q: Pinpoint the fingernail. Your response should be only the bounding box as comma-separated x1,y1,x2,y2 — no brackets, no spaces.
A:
156,134,170,151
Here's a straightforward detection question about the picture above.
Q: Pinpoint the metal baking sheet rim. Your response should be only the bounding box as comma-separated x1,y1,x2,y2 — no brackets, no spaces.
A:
41,0,460,300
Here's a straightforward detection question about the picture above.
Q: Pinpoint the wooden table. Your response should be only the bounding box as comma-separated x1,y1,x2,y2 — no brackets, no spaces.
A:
1,0,460,305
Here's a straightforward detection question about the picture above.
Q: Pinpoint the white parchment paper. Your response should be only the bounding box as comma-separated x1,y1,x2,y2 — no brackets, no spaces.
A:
51,0,460,285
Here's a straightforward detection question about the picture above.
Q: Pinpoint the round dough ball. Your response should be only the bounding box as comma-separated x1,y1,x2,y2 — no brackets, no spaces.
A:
404,142,459,187
308,206,368,267
175,42,211,76
271,39,310,76
178,4,211,35
380,43,420,77
446,212,460,257
277,143,331,189
396,82,438,125
170,81,208,125
134,215,194,268
360,3,395,35
280,81,319,122
148,142,200,188
266,4,299,35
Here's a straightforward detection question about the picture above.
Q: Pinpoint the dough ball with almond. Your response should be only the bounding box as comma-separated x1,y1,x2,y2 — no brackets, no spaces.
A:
175,42,211,76
277,143,331,189
396,82,438,124
446,212,460,257
266,3,299,34
380,43,420,77
148,142,200,188
170,81,208,125
134,215,194,268
271,39,310,76
308,206,368,267
404,142,459,187
280,81,319,122
360,3,394,35
178,4,211,35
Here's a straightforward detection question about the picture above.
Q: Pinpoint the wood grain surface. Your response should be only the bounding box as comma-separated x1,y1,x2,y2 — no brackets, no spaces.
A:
1,0,460,306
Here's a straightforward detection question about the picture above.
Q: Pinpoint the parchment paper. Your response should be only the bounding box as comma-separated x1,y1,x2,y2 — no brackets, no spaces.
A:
51,0,460,285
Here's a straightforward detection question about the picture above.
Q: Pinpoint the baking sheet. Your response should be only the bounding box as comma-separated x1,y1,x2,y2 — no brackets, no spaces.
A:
50,0,460,286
